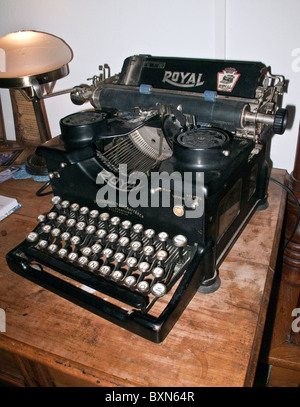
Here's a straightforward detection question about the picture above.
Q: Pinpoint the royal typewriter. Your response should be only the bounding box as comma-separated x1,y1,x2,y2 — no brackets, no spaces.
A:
6,55,288,342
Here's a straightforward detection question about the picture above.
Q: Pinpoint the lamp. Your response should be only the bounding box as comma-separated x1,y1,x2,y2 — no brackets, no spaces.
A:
0,30,73,174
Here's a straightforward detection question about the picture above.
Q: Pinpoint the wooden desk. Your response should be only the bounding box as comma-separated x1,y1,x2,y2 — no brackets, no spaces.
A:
0,169,286,387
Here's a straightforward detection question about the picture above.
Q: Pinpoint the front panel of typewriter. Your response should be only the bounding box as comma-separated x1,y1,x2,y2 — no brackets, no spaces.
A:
6,55,288,342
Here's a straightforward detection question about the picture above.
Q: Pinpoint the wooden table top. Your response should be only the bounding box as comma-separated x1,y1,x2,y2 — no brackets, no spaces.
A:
0,169,286,387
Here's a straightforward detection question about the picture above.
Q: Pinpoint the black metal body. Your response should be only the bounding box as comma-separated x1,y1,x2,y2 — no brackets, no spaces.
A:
6,56,276,342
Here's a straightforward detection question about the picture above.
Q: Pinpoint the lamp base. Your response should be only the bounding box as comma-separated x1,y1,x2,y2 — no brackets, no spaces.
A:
25,153,48,176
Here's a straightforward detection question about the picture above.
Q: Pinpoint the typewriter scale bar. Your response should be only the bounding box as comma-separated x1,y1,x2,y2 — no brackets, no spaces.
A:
6,196,205,342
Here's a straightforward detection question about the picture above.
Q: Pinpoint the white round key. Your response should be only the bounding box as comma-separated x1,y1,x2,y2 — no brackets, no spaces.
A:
138,262,150,273
61,232,71,241
58,248,68,258
88,260,99,271
26,232,39,242
76,221,86,231
50,196,61,205
66,218,76,227
48,244,58,253
78,256,88,266
68,252,78,261
100,265,111,275
124,275,136,287
102,248,113,258
91,243,102,253
173,234,188,248
81,246,92,256
37,239,48,249
70,236,81,245
152,266,164,278
156,250,168,261
114,252,125,263
137,280,149,293
151,282,167,297
42,225,52,233
126,257,138,268
56,215,66,224
111,270,123,281
85,225,96,235
158,231,169,242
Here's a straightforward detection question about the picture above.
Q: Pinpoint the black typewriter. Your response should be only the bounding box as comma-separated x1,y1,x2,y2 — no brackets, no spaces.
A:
6,55,288,342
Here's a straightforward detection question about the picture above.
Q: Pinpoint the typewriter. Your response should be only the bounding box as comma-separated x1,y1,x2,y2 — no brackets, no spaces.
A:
6,55,288,342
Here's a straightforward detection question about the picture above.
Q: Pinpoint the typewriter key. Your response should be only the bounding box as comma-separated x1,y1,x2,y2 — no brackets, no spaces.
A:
173,234,187,260
50,196,61,206
111,270,123,281
158,232,169,249
144,229,155,243
88,260,99,271
58,248,68,258
91,243,102,254
85,225,96,234
133,224,143,239
76,221,86,231
156,250,168,262
114,252,125,263
118,236,130,247
121,220,132,231
143,245,155,257
60,232,71,241
41,225,52,234
26,232,39,242
37,214,46,223
137,280,149,293
89,209,99,218
91,243,102,253
37,239,48,249
78,256,88,266
130,241,142,252
138,262,150,273
151,282,167,297
152,266,164,278
70,203,80,212
47,211,57,220
81,246,92,256
56,215,67,224
102,248,114,258
173,234,188,247
126,257,138,268
96,228,107,239
51,228,61,237
79,206,89,215
66,218,76,228
99,212,110,226
61,200,70,209
124,275,136,287
68,252,78,261
110,216,120,226
48,244,58,254
99,265,111,275
107,232,119,243
70,235,81,245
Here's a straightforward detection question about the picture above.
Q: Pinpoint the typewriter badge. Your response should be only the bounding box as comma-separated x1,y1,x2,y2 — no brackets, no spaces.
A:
173,205,184,217
217,67,240,92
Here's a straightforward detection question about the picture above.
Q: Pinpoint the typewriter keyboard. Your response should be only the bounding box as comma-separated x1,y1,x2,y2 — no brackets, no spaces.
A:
23,196,196,313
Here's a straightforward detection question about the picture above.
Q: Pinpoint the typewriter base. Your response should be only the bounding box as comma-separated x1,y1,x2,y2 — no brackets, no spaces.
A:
197,271,221,293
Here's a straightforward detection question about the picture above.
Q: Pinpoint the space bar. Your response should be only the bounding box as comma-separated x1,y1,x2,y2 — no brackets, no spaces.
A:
24,246,148,309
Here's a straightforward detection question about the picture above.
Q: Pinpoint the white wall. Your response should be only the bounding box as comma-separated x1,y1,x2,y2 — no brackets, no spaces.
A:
0,0,299,172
